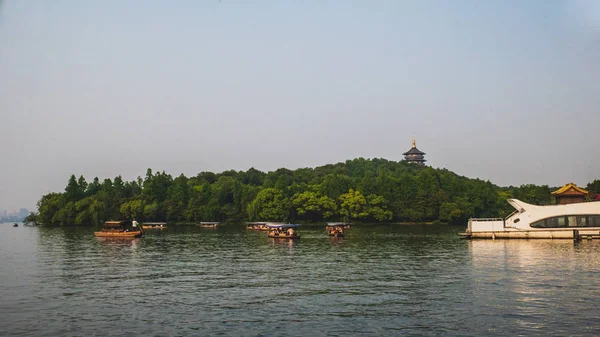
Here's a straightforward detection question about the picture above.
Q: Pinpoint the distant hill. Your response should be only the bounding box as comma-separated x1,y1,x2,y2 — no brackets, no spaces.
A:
28,158,599,226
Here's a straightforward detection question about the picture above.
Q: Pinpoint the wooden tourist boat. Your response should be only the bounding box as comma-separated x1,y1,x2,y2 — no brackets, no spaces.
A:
246,222,269,231
94,221,143,238
326,222,352,230
267,223,300,239
199,222,219,228
326,223,348,237
141,222,167,229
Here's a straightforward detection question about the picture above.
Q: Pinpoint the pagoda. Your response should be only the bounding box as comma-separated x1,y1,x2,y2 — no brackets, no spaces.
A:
551,183,588,205
403,137,426,166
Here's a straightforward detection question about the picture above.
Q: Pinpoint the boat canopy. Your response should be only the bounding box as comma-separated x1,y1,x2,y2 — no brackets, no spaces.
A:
200,222,219,224
143,222,166,225
103,221,127,227
326,222,352,226
246,222,268,225
266,223,301,229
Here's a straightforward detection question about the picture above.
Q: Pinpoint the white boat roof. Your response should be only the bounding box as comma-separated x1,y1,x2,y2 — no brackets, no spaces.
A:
326,222,352,226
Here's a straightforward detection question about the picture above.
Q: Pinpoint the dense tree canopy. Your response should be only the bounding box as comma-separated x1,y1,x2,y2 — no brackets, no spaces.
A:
29,158,588,226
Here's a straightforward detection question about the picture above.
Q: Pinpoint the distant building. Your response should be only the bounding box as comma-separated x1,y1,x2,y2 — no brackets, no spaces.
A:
19,208,29,218
403,137,426,166
551,183,588,205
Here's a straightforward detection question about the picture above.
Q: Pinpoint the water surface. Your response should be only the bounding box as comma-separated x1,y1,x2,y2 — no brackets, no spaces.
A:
1,223,600,336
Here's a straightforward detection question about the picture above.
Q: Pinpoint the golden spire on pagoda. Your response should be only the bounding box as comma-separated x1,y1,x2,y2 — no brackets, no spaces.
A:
412,137,416,148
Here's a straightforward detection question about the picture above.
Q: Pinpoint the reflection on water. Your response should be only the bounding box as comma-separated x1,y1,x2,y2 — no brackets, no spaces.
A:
467,240,600,335
328,237,345,246
2,224,600,336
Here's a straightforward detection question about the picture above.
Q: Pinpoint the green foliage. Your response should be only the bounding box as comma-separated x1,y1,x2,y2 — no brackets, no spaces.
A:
120,199,144,220
30,158,599,226
438,202,463,224
24,211,38,225
292,191,337,221
338,189,368,221
366,194,393,221
247,188,290,221
587,180,600,199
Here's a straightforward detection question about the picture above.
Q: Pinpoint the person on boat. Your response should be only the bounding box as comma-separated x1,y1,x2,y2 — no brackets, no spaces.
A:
287,228,295,236
132,218,139,228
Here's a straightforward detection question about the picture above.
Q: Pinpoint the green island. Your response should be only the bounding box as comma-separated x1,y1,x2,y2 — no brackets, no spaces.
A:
26,158,600,226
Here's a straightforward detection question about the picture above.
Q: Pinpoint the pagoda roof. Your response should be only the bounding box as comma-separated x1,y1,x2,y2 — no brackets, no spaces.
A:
551,183,588,195
403,147,425,155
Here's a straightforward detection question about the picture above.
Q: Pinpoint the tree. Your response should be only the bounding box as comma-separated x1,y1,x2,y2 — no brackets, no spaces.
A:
120,199,144,220
143,202,159,220
34,157,596,226
24,212,38,225
438,202,462,224
292,191,337,221
65,175,82,202
338,189,368,221
247,188,290,221
37,193,64,225
366,194,393,221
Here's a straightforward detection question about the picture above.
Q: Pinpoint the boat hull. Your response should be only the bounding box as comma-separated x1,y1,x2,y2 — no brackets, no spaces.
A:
94,231,142,238
463,228,600,239
142,226,166,229
268,234,300,239
328,233,344,237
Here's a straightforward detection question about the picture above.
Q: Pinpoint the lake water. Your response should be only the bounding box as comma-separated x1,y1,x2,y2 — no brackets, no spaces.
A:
2,223,600,336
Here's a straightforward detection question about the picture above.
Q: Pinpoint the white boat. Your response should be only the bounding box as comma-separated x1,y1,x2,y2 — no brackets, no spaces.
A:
462,199,600,239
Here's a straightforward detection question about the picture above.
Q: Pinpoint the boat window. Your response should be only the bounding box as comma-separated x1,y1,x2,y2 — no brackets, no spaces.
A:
514,218,520,223
531,215,600,228
590,216,600,227
542,217,567,228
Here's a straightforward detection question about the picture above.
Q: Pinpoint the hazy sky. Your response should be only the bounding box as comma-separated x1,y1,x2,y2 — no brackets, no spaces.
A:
1,0,599,211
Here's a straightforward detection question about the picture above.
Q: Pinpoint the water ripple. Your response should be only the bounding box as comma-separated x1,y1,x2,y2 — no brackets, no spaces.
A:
2,224,600,336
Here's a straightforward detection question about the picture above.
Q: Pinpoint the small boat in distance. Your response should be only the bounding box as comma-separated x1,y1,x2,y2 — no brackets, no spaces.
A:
326,222,351,229
13,223,18,227
94,221,143,238
462,199,600,239
142,222,167,229
246,222,269,231
326,223,346,237
199,222,219,228
267,223,300,239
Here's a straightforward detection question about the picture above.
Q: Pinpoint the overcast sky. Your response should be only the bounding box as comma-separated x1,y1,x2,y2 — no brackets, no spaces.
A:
1,0,599,211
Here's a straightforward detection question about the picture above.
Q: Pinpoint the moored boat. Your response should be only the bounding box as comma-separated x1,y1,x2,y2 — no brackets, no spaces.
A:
13,223,18,227
199,222,219,228
246,222,269,230
462,199,600,239
94,221,143,238
267,223,300,239
142,222,167,229
326,223,346,237
326,222,352,229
